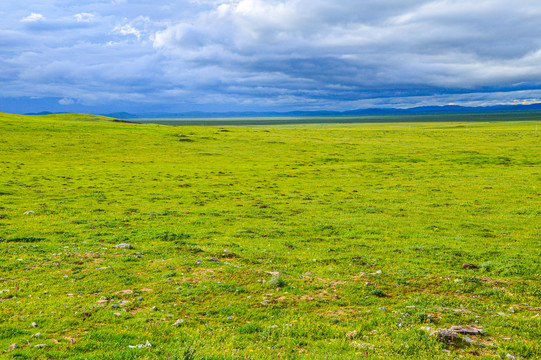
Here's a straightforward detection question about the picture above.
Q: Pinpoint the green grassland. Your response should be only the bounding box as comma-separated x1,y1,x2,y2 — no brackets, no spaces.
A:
0,112,540,359
137,111,541,126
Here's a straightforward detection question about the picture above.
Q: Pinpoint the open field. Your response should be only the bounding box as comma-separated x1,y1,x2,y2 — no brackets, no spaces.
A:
0,113,540,359
136,111,541,126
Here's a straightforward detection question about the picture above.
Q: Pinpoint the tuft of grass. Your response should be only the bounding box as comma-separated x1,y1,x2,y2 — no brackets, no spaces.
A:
371,289,386,298
268,274,286,288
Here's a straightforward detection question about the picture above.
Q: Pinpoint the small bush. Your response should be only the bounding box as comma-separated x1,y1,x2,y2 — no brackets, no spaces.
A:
371,289,386,298
156,231,192,241
269,274,286,288
238,324,260,334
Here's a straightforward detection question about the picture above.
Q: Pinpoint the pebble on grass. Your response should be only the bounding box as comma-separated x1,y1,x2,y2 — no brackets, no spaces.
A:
114,243,133,249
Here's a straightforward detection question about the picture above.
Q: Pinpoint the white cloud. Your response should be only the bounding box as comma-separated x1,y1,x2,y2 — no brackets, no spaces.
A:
20,13,44,23
75,13,94,23
59,97,75,105
4,0,541,112
113,24,141,40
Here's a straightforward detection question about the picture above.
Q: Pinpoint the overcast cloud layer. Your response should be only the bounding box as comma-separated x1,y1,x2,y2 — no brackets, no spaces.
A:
2,0,541,113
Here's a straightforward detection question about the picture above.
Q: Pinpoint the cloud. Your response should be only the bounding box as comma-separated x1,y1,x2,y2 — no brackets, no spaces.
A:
3,0,541,113
113,24,141,40
20,13,44,23
75,13,94,23
59,97,75,105
149,0,541,106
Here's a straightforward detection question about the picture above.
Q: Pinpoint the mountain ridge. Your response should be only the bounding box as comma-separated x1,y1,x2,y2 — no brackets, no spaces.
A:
21,103,541,119
105,103,541,119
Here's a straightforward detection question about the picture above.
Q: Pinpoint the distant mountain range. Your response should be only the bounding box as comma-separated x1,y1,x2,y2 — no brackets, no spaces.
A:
23,103,541,119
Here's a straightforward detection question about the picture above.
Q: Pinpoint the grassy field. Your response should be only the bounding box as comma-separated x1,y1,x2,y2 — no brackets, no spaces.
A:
0,112,540,359
136,111,541,126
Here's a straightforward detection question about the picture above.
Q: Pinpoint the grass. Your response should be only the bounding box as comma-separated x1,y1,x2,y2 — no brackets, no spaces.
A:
0,112,540,359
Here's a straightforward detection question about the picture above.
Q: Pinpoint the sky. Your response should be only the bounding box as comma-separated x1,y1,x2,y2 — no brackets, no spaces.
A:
2,0,541,114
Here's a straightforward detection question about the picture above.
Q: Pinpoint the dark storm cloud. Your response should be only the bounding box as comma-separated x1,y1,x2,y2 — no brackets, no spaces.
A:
2,0,541,112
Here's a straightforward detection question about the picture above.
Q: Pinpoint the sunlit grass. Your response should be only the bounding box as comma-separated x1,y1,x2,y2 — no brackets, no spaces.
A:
0,112,540,359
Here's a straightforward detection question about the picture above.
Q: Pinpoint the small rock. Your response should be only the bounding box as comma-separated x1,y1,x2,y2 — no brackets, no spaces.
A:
448,326,484,335
509,307,516,313
8,343,18,351
223,249,231,253
31,322,37,328
114,313,121,317
114,243,132,249
137,297,143,301
433,329,457,341
420,326,435,333
209,257,220,262
151,306,158,311
462,263,478,270
260,301,269,306
506,354,516,360
346,330,358,339
374,270,382,275
111,304,118,309
34,344,46,348
32,333,41,338
463,336,476,344
172,319,184,326
128,340,152,349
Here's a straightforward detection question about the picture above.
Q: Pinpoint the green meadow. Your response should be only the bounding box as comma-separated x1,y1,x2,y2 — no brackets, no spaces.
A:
0,112,540,359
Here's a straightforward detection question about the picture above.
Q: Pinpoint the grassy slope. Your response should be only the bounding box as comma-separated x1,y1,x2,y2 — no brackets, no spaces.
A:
0,113,540,359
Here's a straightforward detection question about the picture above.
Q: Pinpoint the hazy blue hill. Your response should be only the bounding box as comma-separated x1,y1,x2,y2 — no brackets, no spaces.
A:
23,111,55,115
96,103,541,119
102,112,139,119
